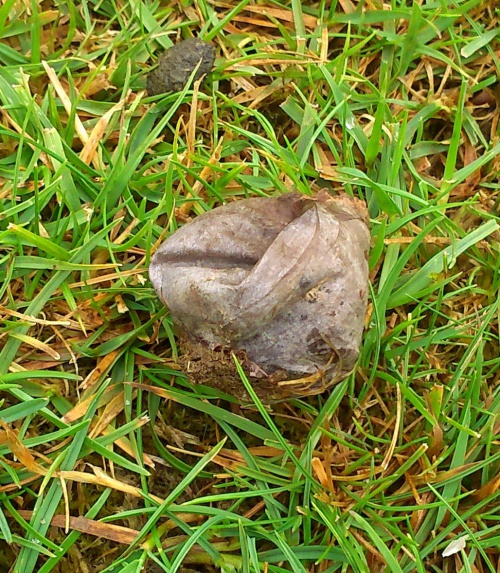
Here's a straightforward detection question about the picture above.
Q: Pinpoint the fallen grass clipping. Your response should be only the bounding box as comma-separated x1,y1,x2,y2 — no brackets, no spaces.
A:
0,1,499,572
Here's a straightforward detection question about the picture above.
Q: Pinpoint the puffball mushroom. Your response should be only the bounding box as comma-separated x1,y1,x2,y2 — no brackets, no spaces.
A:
147,37,215,96
149,192,370,402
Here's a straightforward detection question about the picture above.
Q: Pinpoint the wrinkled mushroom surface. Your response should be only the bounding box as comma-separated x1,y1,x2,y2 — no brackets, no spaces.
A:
150,192,370,402
147,37,215,96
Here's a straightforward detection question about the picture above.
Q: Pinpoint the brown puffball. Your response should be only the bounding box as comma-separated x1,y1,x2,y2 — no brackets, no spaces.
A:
147,38,215,96
149,192,370,402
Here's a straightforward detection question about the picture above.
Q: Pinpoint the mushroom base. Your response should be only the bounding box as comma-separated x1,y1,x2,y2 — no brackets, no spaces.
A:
178,335,343,403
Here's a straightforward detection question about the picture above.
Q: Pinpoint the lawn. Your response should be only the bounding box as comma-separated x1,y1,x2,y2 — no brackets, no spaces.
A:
0,1,499,572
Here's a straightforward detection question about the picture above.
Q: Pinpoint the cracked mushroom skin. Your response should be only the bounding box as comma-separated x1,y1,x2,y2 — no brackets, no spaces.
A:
149,192,370,402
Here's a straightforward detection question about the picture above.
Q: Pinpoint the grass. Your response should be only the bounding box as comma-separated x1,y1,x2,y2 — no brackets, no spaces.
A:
0,0,499,571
